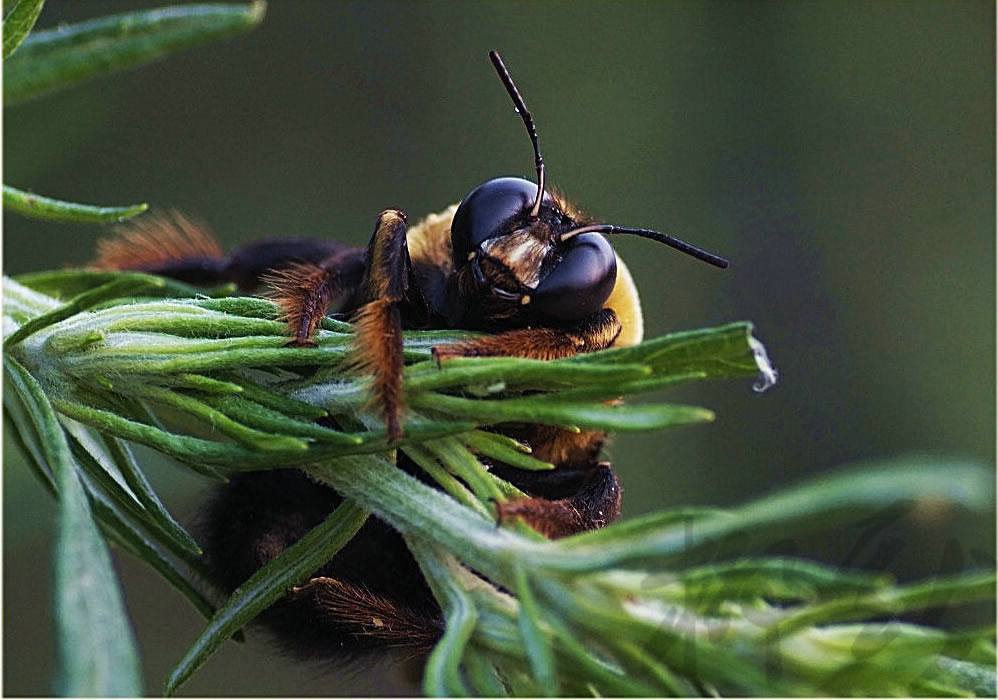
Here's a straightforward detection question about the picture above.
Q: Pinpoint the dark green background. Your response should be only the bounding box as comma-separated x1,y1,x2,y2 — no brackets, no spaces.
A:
4,1,995,695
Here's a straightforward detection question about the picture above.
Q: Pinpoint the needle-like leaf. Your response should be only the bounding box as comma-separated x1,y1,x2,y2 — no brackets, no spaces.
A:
3,2,266,105
2,0,45,59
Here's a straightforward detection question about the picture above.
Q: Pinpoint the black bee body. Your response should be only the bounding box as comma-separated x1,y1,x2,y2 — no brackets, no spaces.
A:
96,51,727,659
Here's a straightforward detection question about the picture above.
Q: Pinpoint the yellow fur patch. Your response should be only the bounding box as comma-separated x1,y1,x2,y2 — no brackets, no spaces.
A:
606,255,644,347
405,203,458,274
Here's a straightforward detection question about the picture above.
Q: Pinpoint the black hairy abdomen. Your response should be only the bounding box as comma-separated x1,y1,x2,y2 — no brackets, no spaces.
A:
199,469,441,659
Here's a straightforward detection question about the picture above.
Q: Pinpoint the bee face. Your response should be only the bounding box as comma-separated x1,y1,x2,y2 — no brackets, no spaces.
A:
450,176,618,324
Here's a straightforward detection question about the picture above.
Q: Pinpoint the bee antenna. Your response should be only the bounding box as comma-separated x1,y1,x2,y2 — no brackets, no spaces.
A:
489,50,545,220
560,224,729,269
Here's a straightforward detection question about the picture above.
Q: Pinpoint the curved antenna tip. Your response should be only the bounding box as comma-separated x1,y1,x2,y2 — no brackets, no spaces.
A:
488,51,545,219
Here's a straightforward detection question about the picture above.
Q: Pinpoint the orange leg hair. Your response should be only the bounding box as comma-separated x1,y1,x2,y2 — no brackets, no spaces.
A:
431,308,622,362
265,210,415,441
348,210,416,441
263,248,367,347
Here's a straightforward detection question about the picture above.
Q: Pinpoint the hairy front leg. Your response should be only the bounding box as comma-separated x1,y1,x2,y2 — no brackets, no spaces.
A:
263,247,367,346
431,308,622,362
348,210,420,440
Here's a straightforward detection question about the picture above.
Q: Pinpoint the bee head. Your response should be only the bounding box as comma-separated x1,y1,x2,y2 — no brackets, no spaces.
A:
449,52,728,327
450,176,617,323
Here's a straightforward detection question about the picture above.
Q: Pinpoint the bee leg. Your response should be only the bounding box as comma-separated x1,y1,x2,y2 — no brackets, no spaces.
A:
431,308,622,362
262,247,367,346
496,462,621,538
350,210,423,441
290,576,442,652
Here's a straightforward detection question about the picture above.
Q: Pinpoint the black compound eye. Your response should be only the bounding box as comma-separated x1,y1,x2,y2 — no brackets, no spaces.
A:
531,232,617,322
451,177,551,261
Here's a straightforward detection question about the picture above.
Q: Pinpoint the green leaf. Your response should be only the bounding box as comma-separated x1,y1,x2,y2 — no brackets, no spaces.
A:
409,539,479,697
62,425,201,563
404,356,651,392
71,452,229,638
3,274,165,347
4,356,143,695
462,430,554,471
130,384,310,451
197,394,358,445
164,498,369,696
14,268,205,300
543,613,661,696
412,391,715,431
104,435,201,555
3,2,267,105
402,443,493,517
2,0,44,58
514,567,559,696
159,373,244,394
543,457,996,572
422,437,508,504
40,393,231,635
194,296,287,319
3,184,148,223
463,651,511,697
935,657,998,697
672,557,889,605
55,446,144,695
105,311,288,338
48,397,471,470
219,371,328,419
3,365,57,492
574,320,777,390
769,569,998,638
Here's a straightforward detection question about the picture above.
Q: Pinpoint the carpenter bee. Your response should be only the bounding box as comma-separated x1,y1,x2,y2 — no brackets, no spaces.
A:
95,51,727,657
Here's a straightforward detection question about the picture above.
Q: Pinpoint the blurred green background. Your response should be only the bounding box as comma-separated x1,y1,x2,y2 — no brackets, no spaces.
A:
4,0,994,695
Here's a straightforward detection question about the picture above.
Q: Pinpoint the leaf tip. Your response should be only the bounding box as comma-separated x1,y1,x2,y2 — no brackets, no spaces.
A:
748,331,778,393
118,203,149,222
248,1,268,24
